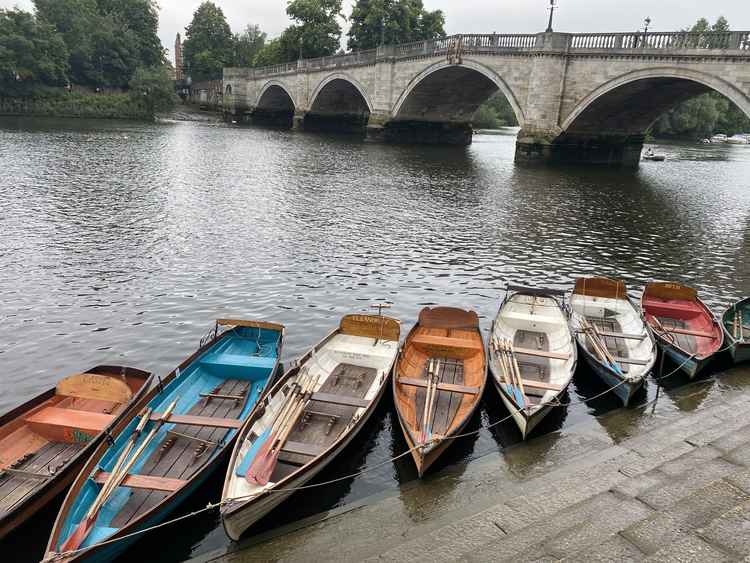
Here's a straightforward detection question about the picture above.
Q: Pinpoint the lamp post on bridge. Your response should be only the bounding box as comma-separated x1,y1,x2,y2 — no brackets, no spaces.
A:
546,0,558,33
642,17,651,48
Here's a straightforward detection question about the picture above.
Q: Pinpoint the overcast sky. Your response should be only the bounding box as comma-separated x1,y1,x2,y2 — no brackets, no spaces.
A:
2,0,748,65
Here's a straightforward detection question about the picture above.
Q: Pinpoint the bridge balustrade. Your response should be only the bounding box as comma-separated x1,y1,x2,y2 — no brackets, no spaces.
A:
235,30,750,80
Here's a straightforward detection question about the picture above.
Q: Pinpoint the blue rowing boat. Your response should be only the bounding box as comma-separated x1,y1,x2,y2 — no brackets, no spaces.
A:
44,319,284,562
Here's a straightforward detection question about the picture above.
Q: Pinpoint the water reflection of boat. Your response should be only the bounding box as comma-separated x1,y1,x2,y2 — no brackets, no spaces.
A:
570,278,657,406
488,286,577,440
642,283,724,379
722,297,750,365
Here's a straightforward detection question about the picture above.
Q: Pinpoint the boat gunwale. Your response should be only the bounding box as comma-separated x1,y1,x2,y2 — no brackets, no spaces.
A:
45,323,283,561
721,297,750,346
0,366,153,540
221,315,400,521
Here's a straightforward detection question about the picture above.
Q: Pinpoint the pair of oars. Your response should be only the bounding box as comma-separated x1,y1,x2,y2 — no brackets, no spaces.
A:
581,318,625,377
494,338,526,408
419,359,441,445
61,400,178,552
734,310,748,342
245,369,320,486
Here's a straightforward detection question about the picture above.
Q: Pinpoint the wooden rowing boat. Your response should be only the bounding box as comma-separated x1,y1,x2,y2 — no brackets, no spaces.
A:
570,278,657,406
45,319,284,561
393,307,486,477
722,297,750,365
488,286,577,440
641,282,724,379
0,366,152,540
221,312,400,541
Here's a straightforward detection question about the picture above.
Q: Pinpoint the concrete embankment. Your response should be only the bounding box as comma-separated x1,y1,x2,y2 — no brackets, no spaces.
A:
197,367,750,562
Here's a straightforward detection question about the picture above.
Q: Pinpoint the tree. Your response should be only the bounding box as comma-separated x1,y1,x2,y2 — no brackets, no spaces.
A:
473,92,518,129
129,65,177,114
649,17,750,139
233,24,266,67
276,0,343,61
347,0,445,51
0,8,69,94
183,1,234,81
253,37,285,66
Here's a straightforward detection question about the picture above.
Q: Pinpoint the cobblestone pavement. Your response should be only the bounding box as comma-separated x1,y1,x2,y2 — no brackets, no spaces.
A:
200,375,750,563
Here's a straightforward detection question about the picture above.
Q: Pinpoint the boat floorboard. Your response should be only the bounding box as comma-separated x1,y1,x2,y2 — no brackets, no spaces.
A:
512,330,551,403
273,364,377,471
110,378,251,528
414,358,464,439
0,441,84,515
656,317,695,355
589,317,631,374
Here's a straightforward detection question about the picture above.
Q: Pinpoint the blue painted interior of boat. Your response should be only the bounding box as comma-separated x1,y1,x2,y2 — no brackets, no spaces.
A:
56,325,281,551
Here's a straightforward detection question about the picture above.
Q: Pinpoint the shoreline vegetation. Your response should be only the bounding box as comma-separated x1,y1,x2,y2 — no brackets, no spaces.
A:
0,92,152,121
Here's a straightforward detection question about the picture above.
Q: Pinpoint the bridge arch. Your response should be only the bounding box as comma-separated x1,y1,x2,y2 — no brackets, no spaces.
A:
253,81,296,128
561,67,750,135
304,74,373,135
392,59,526,127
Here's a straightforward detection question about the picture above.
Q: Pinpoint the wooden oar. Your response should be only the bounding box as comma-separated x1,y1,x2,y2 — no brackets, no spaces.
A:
418,360,434,433
734,311,741,340
89,408,152,516
495,338,524,408
62,400,177,552
507,341,528,402
247,373,320,486
244,370,315,483
650,316,678,344
589,321,625,376
421,360,441,444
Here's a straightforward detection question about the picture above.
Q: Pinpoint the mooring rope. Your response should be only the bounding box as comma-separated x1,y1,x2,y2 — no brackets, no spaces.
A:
43,339,736,561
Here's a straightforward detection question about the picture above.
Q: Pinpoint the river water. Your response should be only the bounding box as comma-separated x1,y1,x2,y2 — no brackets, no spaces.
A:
1,116,749,561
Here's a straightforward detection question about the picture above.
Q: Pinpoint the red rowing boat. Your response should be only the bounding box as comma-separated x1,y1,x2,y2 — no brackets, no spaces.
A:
641,282,724,379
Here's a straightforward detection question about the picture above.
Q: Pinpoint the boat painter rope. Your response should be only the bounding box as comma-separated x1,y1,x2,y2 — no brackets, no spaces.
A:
44,339,738,561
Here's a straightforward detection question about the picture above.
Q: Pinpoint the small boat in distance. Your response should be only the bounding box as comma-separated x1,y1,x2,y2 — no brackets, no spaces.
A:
46,319,284,561
570,278,656,406
0,366,152,540
221,310,400,541
642,149,665,161
394,307,486,477
722,297,750,364
641,283,724,379
488,286,577,439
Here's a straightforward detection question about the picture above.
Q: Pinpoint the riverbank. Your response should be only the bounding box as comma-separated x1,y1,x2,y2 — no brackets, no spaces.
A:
0,92,151,121
202,367,750,562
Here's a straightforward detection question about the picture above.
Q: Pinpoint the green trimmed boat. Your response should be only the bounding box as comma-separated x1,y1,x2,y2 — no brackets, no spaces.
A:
723,298,750,365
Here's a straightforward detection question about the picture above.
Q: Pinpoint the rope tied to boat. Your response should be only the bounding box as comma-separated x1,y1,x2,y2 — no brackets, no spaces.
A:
43,340,734,561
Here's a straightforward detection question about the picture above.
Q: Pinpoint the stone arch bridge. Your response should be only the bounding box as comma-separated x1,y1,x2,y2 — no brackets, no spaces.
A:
224,31,750,167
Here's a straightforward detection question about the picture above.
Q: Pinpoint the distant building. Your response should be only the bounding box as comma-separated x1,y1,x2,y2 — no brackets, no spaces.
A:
175,33,184,81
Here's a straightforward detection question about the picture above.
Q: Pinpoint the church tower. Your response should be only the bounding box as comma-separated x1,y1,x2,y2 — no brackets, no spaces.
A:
174,33,184,81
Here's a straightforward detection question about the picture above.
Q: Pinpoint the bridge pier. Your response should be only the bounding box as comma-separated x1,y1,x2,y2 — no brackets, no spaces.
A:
515,130,644,168
382,121,473,146
303,111,369,136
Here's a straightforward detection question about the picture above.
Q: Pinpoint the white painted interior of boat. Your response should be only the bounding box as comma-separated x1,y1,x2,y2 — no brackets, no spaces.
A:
226,333,397,502
491,294,576,414
570,295,654,383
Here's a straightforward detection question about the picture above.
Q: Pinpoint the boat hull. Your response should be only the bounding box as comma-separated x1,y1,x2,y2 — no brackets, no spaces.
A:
577,345,649,406
661,342,712,379
729,342,750,365
490,372,552,440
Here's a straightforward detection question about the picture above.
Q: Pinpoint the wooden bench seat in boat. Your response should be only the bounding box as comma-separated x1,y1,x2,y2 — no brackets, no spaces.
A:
410,334,483,353
652,326,716,339
200,353,276,370
514,347,571,361
579,330,647,341
521,380,563,392
611,356,650,366
92,471,186,493
280,441,327,458
25,407,115,443
398,378,480,395
149,413,243,429
311,393,370,409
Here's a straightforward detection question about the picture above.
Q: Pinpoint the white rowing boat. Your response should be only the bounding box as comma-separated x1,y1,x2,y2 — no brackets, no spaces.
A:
221,312,400,541
570,278,656,406
488,286,577,440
